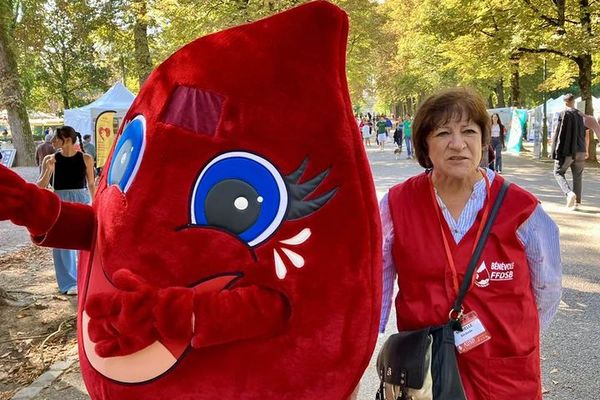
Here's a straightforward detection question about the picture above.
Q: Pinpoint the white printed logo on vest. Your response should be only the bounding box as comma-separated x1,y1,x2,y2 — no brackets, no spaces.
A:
475,261,515,288
474,261,490,287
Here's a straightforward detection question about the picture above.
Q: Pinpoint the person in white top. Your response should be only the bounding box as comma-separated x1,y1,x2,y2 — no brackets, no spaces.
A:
490,113,505,172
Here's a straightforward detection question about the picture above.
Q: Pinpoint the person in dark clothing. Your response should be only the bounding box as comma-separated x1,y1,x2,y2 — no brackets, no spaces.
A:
551,93,589,210
35,134,56,170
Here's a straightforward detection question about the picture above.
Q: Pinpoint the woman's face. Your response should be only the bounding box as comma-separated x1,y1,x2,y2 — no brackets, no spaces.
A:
426,117,482,180
492,114,498,123
52,134,73,150
51,135,64,150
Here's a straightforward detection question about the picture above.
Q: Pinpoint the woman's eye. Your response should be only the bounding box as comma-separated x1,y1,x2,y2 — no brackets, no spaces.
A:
464,129,479,135
107,115,146,192
190,152,288,247
435,131,449,137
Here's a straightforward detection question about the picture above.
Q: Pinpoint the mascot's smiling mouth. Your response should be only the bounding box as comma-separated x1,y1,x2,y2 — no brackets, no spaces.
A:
82,249,244,384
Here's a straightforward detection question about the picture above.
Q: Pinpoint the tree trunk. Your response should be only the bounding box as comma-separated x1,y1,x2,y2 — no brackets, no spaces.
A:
495,78,505,107
133,0,153,87
0,1,35,166
575,54,596,161
509,58,520,107
487,93,494,108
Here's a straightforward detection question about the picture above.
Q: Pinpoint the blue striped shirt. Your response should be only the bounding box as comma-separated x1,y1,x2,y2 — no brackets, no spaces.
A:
379,169,562,333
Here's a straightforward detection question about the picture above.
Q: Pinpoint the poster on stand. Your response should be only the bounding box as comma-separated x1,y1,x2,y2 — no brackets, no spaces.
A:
0,149,16,168
95,110,116,168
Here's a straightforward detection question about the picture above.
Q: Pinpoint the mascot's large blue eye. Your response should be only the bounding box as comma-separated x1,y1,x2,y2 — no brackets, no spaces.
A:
107,115,146,192
191,152,288,247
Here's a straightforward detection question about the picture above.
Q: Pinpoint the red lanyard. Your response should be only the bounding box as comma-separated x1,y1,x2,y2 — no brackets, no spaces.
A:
428,170,491,295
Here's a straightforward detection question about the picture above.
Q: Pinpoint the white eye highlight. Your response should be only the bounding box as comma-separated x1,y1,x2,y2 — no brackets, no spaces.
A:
234,197,249,211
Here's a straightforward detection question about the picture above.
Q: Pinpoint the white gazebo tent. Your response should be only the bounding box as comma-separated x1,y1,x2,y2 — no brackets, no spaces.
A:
64,82,135,140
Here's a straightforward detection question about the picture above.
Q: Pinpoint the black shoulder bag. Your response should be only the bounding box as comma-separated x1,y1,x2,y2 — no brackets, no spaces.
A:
376,180,510,400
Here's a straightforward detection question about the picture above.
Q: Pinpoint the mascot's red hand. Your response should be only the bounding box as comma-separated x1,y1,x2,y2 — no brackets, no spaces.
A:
191,286,290,349
0,164,60,236
86,269,160,357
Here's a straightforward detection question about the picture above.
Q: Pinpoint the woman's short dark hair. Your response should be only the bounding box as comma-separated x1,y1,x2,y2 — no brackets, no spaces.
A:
412,87,491,169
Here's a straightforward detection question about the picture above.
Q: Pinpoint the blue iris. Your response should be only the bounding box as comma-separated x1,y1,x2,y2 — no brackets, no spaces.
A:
191,152,288,247
107,116,146,192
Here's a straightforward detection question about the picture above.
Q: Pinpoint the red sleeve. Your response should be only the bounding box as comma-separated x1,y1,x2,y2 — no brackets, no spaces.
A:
32,202,95,250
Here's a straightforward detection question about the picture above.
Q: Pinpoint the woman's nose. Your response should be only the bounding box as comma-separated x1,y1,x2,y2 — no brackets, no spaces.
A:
448,131,466,149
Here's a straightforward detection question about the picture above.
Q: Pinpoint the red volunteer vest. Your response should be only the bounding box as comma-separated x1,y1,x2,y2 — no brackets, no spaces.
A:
389,173,541,400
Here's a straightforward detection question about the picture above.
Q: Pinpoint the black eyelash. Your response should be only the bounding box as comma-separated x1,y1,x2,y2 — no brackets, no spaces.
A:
284,158,337,220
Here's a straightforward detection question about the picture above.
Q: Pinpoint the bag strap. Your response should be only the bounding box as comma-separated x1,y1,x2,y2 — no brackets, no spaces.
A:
51,154,56,189
450,179,510,319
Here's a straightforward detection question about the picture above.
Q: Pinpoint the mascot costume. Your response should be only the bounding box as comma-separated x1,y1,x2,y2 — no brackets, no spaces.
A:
0,1,381,398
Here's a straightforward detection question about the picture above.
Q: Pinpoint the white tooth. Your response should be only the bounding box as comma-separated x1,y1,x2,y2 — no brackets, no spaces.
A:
279,228,311,246
281,248,305,268
273,249,287,279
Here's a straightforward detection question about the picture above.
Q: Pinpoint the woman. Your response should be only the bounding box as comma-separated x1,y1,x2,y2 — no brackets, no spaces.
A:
379,88,561,399
490,113,505,172
37,126,95,295
360,117,372,147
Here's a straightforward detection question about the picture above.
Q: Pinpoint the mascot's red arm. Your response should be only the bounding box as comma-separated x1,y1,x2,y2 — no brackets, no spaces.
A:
0,163,288,357
84,268,290,357
0,164,94,250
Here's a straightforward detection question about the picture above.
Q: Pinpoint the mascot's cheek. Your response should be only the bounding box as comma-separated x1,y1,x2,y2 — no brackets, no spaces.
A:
96,185,129,244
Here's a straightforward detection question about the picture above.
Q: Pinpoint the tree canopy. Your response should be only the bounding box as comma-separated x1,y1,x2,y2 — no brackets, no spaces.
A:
3,0,600,164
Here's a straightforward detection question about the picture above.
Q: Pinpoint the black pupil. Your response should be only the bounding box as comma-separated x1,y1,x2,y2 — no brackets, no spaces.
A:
205,179,262,234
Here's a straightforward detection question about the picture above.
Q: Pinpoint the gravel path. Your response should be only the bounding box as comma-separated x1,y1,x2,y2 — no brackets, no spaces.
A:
0,167,40,255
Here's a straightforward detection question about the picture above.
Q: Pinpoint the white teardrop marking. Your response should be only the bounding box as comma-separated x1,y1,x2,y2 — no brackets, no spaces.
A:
273,249,287,280
279,228,311,246
281,248,304,268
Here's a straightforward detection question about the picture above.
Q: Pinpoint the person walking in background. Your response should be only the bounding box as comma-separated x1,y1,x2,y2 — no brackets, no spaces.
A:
393,116,403,152
403,114,413,159
551,93,589,210
37,126,96,295
82,134,97,175
376,115,388,151
380,87,561,399
360,117,373,147
82,134,97,163
490,113,506,173
35,133,55,170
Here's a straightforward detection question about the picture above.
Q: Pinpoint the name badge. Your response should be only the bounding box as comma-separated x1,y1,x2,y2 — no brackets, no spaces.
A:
453,311,491,354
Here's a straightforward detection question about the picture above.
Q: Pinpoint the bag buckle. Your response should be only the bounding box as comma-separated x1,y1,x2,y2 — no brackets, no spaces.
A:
448,307,464,321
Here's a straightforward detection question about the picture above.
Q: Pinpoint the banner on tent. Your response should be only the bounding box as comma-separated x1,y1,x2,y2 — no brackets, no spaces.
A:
507,109,528,154
95,110,116,168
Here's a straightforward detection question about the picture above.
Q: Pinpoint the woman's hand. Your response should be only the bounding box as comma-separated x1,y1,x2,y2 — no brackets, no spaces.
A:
37,154,55,189
45,156,56,173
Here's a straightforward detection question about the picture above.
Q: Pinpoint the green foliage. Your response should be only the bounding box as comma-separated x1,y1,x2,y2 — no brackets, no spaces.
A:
8,0,600,117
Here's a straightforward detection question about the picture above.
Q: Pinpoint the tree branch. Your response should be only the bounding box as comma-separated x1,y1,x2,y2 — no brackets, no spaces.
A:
520,0,560,27
517,47,576,61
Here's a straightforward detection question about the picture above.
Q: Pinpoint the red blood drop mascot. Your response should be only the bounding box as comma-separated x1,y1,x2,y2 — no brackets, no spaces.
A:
0,2,381,399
